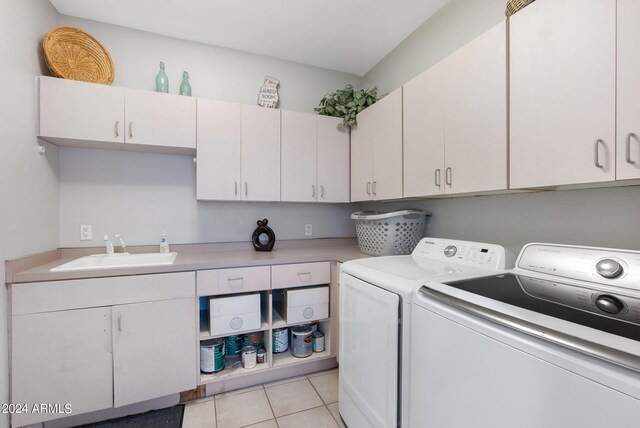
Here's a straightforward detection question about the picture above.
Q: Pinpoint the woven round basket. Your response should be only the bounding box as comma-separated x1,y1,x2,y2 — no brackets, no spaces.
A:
505,0,536,17
43,26,114,85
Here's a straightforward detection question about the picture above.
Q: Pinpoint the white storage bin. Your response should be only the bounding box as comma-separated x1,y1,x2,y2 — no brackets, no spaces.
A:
210,293,261,336
279,286,329,324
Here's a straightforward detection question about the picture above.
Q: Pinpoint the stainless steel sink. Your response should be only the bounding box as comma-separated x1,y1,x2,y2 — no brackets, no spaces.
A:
50,252,177,272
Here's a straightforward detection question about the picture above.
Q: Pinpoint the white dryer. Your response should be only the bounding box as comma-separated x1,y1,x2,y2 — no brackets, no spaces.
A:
339,238,514,428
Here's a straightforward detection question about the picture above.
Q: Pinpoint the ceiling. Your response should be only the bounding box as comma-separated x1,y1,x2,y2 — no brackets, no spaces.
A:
49,0,451,76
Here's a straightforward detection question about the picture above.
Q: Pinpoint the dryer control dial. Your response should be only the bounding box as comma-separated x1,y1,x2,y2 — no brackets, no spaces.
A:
444,245,457,258
595,295,624,314
596,259,623,279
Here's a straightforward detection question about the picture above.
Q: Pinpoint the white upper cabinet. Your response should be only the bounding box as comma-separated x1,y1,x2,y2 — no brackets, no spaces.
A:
403,58,446,198
38,76,196,153
39,76,125,145
510,0,616,188
617,0,640,180
403,22,506,197
444,21,507,195
124,88,196,150
317,116,350,203
281,113,350,203
281,110,318,202
351,88,403,202
241,105,281,202
196,99,242,201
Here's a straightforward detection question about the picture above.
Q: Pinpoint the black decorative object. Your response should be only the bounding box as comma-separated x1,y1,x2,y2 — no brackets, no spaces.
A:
252,218,276,252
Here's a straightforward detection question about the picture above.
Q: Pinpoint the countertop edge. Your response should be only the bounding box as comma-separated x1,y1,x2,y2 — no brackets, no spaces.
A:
7,239,369,284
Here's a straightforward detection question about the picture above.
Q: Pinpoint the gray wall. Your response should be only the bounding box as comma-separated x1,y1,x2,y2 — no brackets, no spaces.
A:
363,0,640,256
364,0,506,93
57,16,363,247
0,1,60,427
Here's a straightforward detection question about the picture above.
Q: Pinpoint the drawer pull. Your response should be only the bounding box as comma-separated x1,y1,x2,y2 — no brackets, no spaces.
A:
626,133,636,165
227,276,244,285
117,315,122,332
594,139,604,169
297,272,312,277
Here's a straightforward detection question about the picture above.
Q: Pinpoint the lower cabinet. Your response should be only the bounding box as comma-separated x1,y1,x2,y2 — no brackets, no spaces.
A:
10,272,197,426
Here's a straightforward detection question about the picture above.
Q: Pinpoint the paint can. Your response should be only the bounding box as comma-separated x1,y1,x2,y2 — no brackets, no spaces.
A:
243,331,264,350
225,335,243,356
257,348,266,364
291,325,313,358
200,338,225,374
242,346,257,369
307,322,318,333
312,331,325,352
272,327,289,353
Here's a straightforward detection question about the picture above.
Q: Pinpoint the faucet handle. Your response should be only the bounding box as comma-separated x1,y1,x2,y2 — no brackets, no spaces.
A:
104,235,114,255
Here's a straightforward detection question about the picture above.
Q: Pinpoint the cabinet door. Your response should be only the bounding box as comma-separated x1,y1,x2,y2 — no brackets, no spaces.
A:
617,0,640,180
112,298,197,407
39,76,125,144
196,99,242,200
444,22,507,195
281,110,318,202
403,62,445,198
350,117,373,202
318,116,350,203
11,307,113,426
510,0,615,188
241,105,281,201
125,89,196,150
372,88,403,200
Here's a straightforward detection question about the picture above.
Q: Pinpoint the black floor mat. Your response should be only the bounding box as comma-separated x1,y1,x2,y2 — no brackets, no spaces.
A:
74,404,184,428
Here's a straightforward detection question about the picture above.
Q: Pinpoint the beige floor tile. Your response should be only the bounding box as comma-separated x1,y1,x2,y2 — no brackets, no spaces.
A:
215,389,274,428
277,406,339,428
214,384,264,399
307,368,339,378
265,378,324,417
241,419,278,428
262,375,307,388
327,402,347,428
183,400,217,428
308,371,339,404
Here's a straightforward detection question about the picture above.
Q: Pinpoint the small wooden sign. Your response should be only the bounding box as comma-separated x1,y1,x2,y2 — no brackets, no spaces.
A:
257,76,280,108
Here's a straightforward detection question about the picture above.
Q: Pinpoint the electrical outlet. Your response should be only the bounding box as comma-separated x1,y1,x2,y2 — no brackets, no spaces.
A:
80,224,93,241
305,224,313,236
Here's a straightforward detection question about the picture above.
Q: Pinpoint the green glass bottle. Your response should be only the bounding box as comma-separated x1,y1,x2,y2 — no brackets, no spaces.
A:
180,71,192,96
156,61,169,93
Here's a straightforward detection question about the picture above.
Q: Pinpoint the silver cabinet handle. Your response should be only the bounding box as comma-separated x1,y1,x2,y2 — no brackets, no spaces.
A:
435,169,441,187
372,181,377,196
235,181,238,196
594,139,604,169
366,182,371,196
245,182,248,196
312,185,316,198
129,122,134,139
228,276,243,286
626,133,636,165
115,121,120,137
320,185,325,199
445,167,452,185
117,314,122,332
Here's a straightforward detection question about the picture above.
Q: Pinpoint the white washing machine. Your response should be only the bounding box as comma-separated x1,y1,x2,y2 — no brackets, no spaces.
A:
410,243,640,427
339,238,514,428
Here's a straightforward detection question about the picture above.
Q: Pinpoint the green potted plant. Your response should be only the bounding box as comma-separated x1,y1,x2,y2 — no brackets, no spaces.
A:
315,84,379,127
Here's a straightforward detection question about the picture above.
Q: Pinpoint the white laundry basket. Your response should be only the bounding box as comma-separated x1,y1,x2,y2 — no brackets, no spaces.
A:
351,210,430,256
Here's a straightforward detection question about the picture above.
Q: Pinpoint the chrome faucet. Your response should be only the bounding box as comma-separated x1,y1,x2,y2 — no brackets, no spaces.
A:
103,235,114,255
114,234,128,254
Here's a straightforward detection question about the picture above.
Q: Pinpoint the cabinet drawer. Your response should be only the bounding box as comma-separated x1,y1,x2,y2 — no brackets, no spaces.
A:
197,266,270,296
210,293,262,336
12,272,195,315
271,262,330,289
278,286,330,324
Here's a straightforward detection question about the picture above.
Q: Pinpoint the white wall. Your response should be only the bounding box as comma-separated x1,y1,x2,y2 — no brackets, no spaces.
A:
363,0,640,256
59,148,356,247
0,1,60,427
56,15,362,248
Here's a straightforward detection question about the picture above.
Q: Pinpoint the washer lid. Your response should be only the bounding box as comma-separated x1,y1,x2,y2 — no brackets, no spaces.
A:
441,273,640,342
